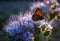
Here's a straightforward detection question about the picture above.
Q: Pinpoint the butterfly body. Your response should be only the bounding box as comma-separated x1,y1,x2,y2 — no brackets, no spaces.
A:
32,8,44,21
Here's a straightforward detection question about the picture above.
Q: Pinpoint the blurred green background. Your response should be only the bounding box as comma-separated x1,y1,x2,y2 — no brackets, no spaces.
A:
0,1,31,30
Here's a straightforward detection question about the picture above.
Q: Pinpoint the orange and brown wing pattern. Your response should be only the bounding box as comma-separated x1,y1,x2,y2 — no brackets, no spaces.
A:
35,8,43,17
32,8,44,21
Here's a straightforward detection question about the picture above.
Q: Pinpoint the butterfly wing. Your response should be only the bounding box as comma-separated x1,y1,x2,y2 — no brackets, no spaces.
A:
32,8,44,21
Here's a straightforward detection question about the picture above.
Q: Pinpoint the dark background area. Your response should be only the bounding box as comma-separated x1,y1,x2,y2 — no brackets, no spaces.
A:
0,1,30,29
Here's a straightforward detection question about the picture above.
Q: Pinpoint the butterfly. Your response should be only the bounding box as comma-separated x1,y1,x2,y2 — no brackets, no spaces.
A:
32,8,44,21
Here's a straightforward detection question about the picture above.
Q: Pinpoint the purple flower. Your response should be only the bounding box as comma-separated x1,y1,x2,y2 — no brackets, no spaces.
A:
4,14,34,41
